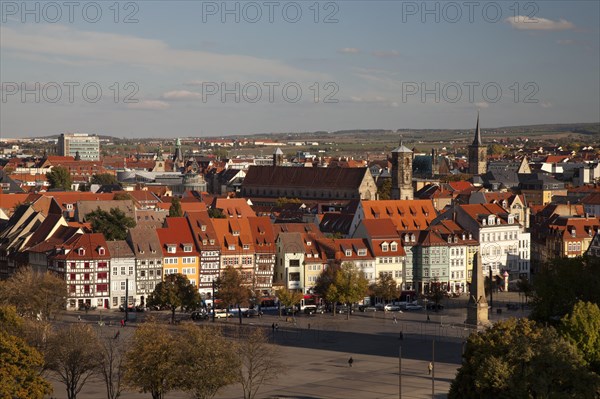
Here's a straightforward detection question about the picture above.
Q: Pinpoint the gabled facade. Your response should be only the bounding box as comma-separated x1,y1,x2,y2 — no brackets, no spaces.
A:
212,217,255,287
186,211,221,298
107,240,137,309
248,217,276,295
156,217,200,286
48,233,111,310
127,225,164,305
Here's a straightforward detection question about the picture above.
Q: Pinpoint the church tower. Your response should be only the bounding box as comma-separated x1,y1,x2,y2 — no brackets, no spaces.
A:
431,148,439,176
468,113,487,175
173,138,184,170
391,142,413,200
273,147,284,167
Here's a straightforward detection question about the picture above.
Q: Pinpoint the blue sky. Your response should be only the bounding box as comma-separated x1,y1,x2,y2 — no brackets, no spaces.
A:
1,1,598,138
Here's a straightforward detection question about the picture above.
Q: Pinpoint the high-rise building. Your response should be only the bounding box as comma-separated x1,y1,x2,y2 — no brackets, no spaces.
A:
468,113,487,175
58,133,100,161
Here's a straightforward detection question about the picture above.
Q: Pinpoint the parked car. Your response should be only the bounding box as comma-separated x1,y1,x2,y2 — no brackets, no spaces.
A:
359,305,377,312
404,304,423,311
118,304,135,312
191,311,209,320
243,308,263,318
336,305,354,314
213,309,232,318
284,307,298,316
384,304,403,312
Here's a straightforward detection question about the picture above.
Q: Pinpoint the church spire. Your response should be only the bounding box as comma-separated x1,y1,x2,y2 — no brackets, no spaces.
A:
473,111,482,146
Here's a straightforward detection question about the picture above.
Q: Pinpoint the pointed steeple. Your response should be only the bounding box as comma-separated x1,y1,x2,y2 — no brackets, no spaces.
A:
473,111,482,146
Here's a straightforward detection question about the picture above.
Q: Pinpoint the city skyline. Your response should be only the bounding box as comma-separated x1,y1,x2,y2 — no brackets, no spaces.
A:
1,1,599,138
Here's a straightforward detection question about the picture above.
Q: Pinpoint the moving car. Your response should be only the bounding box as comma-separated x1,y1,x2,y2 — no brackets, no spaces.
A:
243,308,263,318
213,309,232,318
404,304,423,311
191,311,209,320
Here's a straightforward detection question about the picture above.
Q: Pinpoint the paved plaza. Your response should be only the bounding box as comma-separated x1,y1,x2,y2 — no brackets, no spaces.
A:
46,292,528,399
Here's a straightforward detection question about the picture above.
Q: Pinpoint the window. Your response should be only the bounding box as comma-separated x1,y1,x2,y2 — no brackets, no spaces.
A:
164,258,177,264
121,267,125,275
98,262,107,269
289,259,300,267
120,281,126,290
70,262,76,269
381,243,389,252
165,268,178,275
357,249,367,256
140,270,146,277
128,266,134,275
167,245,176,253
183,245,192,252
98,247,105,256
390,242,397,251
345,250,352,256
112,267,117,276
78,248,85,256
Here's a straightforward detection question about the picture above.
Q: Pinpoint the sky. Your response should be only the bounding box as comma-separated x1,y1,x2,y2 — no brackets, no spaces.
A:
1,0,599,138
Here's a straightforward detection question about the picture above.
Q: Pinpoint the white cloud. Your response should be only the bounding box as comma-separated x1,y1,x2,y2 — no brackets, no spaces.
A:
338,47,360,54
475,102,490,109
127,100,170,110
162,90,202,100
505,16,574,31
1,25,326,81
372,50,400,58
541,102,553,108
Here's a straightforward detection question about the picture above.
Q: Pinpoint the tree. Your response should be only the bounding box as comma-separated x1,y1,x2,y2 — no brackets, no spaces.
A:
530,256,600,324
0,268,67,320
449,318,600,399
123,321,177,399
237,328,286,399
112,192,133,201
426,278,446,311
45,323,101,399
86,207,136,241
274,197,302,207
91,173,120,187
177,324,239,399
168,197,183,217
516,277,534,304
560,301,600,373
148,274,200,324
329,262,369,319
371,272,399,303
46,166,72,190
487,143,507,155
376,178,391,200
207,208,226,219
215,266,251,323
0,305,52,399
276,288,303,318
314,264,341,314
97,333,127,399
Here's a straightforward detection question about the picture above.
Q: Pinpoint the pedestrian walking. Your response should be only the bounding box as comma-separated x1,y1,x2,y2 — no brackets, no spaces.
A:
393,315,397,324
272,322,275,332
77,315,81,322
348,357,353,367
275,323,279,331
114,331,120,339
399,331,404,341
120,319,124,328
428,362,433,375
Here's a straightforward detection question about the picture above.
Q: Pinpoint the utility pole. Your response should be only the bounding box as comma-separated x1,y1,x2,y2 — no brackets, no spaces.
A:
489,268,493,310
125,278,129,323
431,339,435,399
398,345,402,399
212,280,216,322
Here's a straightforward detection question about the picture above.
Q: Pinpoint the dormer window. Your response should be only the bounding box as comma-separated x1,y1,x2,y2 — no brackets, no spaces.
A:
167,245,176,254
381,242,389,252
488,216,495,225
243,244,250,250
469,233,473,240
390,242,398,251
98,247,105,256
571,228,576,237
345,249,352,256
78,248,85,256
306,241,312,246
482,219,487,226
462,233,466,240
453,236,458,243
508,215,514,224
66,203,74,210
201,225,207,232
232,230,240,236
183,245,192,253
202,239,207,245
228,244,235,250
357,248,367,256
411,234,416,243
209,239,215,245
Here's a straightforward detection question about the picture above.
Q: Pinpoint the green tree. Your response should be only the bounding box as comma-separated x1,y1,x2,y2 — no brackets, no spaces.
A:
0,268,67,320
45,323,102,399
276,288,303,318
91,173,120,186
530,256,600,324
487,143,507,155
46,166,72,190
147,274,200,324
314,264,340,314
215,266,251,323
168,197,183,217
371,272,399,304
177,324,239,399
207,208,226,218
330,262,369,319
86,207,136,241
560,301,600,373
123,321,177,399
237,328,286,399
449,318,600,399
426,278,446,311
113,192,133,201
377,178,391,200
